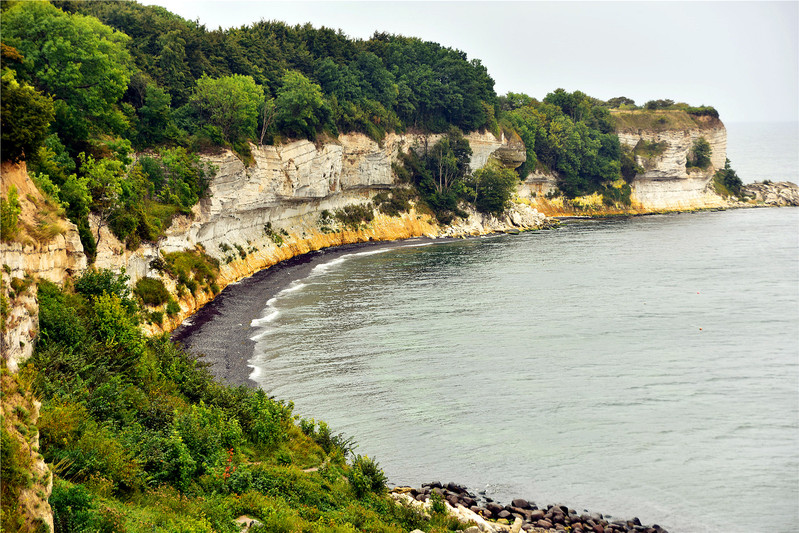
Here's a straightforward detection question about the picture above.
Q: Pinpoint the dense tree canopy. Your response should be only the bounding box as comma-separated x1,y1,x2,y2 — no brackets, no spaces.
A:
503,90,622,198
190,74,264,143
2,0,133,151
0,68,55,163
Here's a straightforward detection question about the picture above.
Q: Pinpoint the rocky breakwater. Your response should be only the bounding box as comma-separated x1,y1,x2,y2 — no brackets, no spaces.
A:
614,110,729,211
393,482,669,533
91,131,540,333
743,180,799,206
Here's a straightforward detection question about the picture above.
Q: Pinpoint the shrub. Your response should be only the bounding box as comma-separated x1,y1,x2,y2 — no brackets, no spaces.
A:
713,158,743,198
50,480,99,533
687,137,712,169
162,249,219,295
173,402,244,472
0,185,21,242
165,297,180,316
373,189,415,217
299,418,355,456
346,455,387,498
240,390,293,450
469,164,519,216
334,203,374,230
133,277,169,306
75,268,132,303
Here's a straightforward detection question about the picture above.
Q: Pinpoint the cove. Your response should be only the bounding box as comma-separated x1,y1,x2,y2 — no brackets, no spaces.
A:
176,208,799,533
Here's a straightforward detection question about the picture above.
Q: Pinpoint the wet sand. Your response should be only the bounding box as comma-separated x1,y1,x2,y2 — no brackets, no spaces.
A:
171,237,437,387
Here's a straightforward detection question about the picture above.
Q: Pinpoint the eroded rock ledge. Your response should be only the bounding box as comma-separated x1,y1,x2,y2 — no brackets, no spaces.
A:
742,181,799,206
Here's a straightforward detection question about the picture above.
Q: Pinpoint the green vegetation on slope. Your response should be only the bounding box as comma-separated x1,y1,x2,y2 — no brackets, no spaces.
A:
22,269,467,532
499,89,624,201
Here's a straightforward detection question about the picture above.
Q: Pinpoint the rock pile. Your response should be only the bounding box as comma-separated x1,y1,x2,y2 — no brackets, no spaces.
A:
393,482,670,533
743,181,799,206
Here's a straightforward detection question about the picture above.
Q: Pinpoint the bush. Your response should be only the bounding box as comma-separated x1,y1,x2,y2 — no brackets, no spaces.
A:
162,249,219,295
373,189,415,217
713,158,743,197
174,402,244,473
334,203,374,229
469,164,519,216
133,277,169,306
93,292,145,355
240,390,293,450
166,297,180,316
346,455,387,498
51,480,99,533
687,137,712,169
75,268,132,302
0,185,21,242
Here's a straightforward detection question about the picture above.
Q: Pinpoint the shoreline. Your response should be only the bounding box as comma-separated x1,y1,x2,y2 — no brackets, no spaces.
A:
169,203,769,388
171,236,442,387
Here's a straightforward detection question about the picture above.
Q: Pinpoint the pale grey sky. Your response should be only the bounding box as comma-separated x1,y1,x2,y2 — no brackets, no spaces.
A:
147,1,798,123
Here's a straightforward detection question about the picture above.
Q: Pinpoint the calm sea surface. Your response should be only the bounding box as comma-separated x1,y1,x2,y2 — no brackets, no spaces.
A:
248,208,799,533
725,121,798,184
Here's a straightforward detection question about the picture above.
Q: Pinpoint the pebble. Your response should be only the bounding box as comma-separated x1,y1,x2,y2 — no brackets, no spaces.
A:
392,482,671,533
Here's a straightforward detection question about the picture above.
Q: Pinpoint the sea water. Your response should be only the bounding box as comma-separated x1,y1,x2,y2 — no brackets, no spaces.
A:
247,208,798,533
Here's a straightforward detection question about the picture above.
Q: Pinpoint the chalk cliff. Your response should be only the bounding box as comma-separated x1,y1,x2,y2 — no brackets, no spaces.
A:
615,112,728,210
1,162,87,371
86,131,535,332
517,111,732,214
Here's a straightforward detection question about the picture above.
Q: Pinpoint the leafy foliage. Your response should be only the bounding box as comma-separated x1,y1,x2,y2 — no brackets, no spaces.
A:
133,277,169,306
347,455,388,498
2,1,133,151
468,163,520,216
274,71,332,141
1,186,21,242
399,128,472,223
190,74,264,143
687,137,712,169
0,67,55,163
503,90,622,198
28,271,458,532
713,158,743,197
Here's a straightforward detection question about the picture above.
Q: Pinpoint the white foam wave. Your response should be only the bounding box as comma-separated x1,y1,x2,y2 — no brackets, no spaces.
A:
249,329,272,341
250,309,279,327
248,364,262,381
281,281,307,294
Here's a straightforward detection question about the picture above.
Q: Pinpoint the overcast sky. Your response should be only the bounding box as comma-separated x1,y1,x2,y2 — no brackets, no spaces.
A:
146,1,798,123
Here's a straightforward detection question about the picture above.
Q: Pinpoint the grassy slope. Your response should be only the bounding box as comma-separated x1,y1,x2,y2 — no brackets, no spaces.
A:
3,270,466,533
611,109,721,132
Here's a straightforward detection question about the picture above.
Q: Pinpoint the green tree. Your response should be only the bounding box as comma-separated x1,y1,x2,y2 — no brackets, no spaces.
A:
136,84,181,147
687,137,712,169
79,152,125,247
0,68,55,163
189,74,264,144
469,163,519,216
714,158,743,196
2,1,133,149
275,70,332,140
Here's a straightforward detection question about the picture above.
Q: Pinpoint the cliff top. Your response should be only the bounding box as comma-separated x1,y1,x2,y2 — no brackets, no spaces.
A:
612,109,723,133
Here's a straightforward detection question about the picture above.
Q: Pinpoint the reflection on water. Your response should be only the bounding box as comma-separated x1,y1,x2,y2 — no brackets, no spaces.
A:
248,209,799,533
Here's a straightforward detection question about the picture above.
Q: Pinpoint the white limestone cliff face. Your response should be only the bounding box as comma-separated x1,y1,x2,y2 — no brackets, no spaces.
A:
518,170,558,200
617,119,729,210
2,162,87,371
93,131,529,285
86,131,535,332
0,162,65,533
